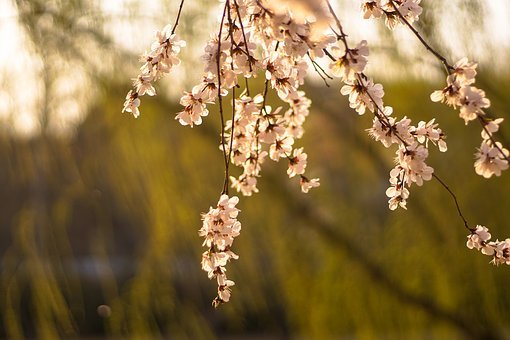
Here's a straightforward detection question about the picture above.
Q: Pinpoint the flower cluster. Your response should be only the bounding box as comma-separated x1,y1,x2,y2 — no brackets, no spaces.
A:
122,24,186,118
430,58,509,178
361,0,423,29
467,225,510,266
199,195,241,307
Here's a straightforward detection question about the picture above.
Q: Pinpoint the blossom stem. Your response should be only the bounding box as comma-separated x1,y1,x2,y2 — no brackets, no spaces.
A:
326,1,346,44
217,1,230,195
254,79,270,163
171,0,185,35
225,86,236,193
323,48,336,63
255,0,272,16
261,78,269,114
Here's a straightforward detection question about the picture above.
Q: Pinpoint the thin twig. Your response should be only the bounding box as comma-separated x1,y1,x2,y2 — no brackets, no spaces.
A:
323,48,335,61
387,0,453,74
255,0,272,16
326,1,348,47
171,0,185,35
226,0,238,194
307,52,332,87
244,77,251,97
217,2,229,195
432,174,471,231
233,0,253,74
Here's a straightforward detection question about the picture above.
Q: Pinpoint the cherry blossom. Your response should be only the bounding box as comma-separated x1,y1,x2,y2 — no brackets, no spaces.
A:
122,25,185,117
429,57,508,177
287,147,308,178
474,141,509,178
481,118,504,140
452,57,477,86
122,90,141,118
361,1,383,20
175,88,213,127
361,0,423,30
395,0,422,24
329,40,369,81
458,86,490,123
340,77,384,115
467,225,510,266
430,75,461,108
466,225,491,250
411,119,447,152
300,176,320,193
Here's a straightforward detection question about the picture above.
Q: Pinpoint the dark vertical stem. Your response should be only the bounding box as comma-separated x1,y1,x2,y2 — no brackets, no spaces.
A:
217,2,229,195
387,0,453,74
171,0,185,35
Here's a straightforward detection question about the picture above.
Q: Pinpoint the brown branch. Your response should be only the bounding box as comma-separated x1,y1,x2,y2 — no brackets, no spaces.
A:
233,0,253,74
226,1,237,193
387,0,453,74
217,1,229,195
326,0,473,231
170,0,185,35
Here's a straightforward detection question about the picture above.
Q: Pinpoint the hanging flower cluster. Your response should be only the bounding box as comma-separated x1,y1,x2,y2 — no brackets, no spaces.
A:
123,0,510,305
122,25,186,118
199,195,241,306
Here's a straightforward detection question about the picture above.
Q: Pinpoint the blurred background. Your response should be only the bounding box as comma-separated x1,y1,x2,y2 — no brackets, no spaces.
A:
1,0,510,338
